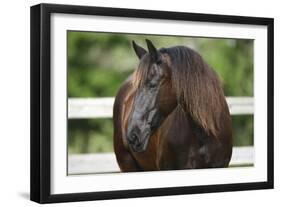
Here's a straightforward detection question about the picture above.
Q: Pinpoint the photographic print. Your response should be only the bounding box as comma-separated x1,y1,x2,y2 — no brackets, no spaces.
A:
30,3,273,203
67,32,254,175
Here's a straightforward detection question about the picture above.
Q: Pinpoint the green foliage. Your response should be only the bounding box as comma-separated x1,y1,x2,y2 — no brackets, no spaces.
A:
68,119,113,153
67,31,253,154
199,39,253,96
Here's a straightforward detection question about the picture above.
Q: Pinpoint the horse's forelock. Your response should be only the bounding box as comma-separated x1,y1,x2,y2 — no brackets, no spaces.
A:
131,54,151,91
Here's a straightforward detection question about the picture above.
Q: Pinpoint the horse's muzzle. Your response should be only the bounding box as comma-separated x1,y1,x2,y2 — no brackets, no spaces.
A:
127,131,149,153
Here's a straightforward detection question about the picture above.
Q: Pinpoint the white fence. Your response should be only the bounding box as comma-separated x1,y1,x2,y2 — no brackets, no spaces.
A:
68,146,254,174
68,97,254,119
68,97,254,174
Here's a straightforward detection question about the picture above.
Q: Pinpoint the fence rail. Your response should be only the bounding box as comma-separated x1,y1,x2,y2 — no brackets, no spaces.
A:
68,97,254,119
68,146,254,175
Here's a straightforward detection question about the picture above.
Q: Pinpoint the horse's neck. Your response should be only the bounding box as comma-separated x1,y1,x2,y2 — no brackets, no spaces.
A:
158,104,206,143
169,104,188,122
158,104,188,135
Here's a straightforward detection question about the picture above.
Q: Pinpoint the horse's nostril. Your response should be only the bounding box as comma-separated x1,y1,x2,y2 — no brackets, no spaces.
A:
132,134,137,140
128,132,139,144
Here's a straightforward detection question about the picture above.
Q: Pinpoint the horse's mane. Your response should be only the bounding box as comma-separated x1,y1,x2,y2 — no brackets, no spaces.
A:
131,46,228,137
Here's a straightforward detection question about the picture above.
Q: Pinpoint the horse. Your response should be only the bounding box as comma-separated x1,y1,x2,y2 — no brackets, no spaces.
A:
113,39,232,172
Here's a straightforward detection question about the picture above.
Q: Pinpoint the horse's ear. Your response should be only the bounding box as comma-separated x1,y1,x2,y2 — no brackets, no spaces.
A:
132,41,147,60
146,39,159,62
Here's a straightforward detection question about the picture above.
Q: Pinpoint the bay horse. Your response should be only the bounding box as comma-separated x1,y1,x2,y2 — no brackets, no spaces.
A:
113,39,232,171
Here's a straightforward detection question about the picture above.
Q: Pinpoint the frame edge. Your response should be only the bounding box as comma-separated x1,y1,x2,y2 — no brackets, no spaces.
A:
30,4,42,203
267,18,274,189
30,3,52,204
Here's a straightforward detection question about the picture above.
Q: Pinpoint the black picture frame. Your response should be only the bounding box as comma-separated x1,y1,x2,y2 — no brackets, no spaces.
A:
30,3,274,204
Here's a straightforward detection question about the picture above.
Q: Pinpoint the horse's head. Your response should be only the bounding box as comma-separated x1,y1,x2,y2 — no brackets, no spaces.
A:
126,40,177,152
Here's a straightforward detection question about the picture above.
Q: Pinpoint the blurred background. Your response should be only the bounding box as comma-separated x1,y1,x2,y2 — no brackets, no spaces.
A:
67,31,253,155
